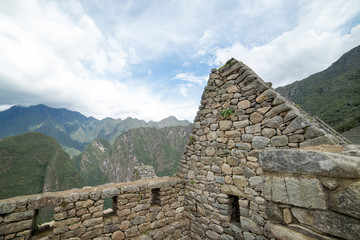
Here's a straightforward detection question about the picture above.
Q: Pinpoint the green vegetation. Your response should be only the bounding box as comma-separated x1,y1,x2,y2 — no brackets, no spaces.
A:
0,105,191,158
0,132,83,200
276,45,360,133
221,108,234,119
73,125,192,187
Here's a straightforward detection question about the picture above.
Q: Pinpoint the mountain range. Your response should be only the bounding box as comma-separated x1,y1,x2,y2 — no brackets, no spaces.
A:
73,125,192,186
276,44,360,133
0,104,191,157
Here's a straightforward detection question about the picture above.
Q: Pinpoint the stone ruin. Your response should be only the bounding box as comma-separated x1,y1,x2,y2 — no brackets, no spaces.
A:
0,58,359,240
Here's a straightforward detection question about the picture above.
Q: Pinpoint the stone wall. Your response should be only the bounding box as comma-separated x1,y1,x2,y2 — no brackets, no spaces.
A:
131,166,157,181
0,177,188,240
176,58,353,240
260,149,360,240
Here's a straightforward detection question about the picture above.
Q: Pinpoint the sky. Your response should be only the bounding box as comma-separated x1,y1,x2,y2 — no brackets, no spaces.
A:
0,0,359,121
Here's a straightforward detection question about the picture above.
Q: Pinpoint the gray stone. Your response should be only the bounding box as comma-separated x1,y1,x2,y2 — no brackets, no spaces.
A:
272,96,286,106
284,109,299,122
220,121,232,130
244,167,256,177
330,182,360,219
240,216,262,234
252,136,270,149
205,230,220,239
4,210,35,223
262,116,283,128
221,185,245,197
65,193,80,203
28,195,62,209
289,134,304,143
238,100,251,109
304,125,325,139
268,222,318,240
265,103,292,118
250,112,263,124
292,207,360,240
283,116,310,134
261,128,276,138
242,134,253,142
102,188,120,199
270,136,288,147
265,202,283,223
300,134,338,148
0,201,16,214
255,89,277,103
205,147,216,156
263,176,327,209
227,156,240,166
245,124,261,134
0,219,33,235
259,149,360,178
233,120,250,128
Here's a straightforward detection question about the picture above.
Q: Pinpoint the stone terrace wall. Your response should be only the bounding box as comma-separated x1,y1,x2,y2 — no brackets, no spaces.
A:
260,149,360,240
0,177,188,240
131,166,158,181
177,58,349,240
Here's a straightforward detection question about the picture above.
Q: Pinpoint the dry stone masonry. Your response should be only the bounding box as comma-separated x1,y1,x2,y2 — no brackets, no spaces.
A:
177,58,359,240
0,58,359,240
131,166,157,181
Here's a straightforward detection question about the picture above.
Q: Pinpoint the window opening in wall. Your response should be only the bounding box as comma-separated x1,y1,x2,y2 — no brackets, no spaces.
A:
229,195,240,223
151,188,161,206
103,196,118,217
31,207,55,237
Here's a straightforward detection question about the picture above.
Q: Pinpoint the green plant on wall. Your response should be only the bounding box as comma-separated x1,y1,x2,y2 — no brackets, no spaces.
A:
189,136,195,144
221,108,234,119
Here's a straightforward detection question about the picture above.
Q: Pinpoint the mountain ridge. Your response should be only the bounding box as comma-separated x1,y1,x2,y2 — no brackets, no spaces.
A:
0,104,191,157
276,44,360,133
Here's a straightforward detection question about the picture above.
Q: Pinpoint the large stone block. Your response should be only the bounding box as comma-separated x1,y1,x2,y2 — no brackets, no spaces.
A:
0,219,33,235
267,222,318,240
263,176,327,209
259,149,360,178
292,208,360,240
0,201,16,214
283,116,310,134
330,181,360,219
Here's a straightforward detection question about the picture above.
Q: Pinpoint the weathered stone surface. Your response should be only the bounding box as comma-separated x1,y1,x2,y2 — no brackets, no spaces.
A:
256,89,277,103
0,219,32,235
252,136,270,149
28,195,62,209
292,207,360,240
262,128,276,138
205,147,216,156
267,222,318,240
330,182,360,219
240,216,261,234
0,201,16,214
250,112,263,124
238,100,251,109
270,136,288,147
245,124,261,134
4,210,34,223
283,116,310,134
265,202,283,223
233,120,249,128
221,185,245,197
263,176,327,209
262,116,283,128
226,85,238,93
304,125,325,139
300,134,338,148
102,188,120,199
260,149,360,178
265,103,291,118
220,121,232,130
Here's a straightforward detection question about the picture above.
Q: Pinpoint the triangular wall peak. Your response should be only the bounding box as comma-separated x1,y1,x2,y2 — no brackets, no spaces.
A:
177,58,352,239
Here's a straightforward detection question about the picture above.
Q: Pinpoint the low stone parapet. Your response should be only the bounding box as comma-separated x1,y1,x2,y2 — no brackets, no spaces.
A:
0,177,189,240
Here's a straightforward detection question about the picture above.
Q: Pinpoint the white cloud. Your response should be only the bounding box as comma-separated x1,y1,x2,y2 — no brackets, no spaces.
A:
211,0,360,87
173,72,208,85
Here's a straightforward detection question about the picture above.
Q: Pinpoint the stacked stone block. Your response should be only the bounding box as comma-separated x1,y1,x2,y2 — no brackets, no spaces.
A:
131,165,158,181
177,58,348,240
260,149,360,240
0,177,188,240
